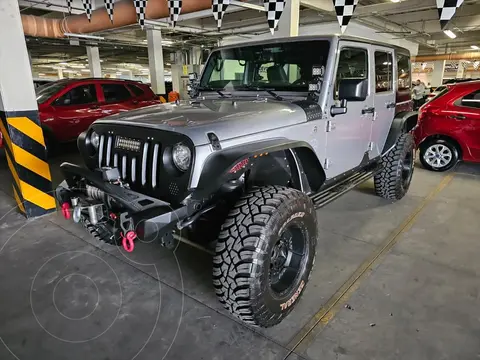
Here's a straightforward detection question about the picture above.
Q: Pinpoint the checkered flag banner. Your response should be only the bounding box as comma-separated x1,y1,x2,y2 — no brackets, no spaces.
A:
474,61,480,71
461,60,469,69
437,0,464,30
82,0,93,21
264,0,285,35
333,0,359,34
66,0,73,14
104,0,115,23
134,0,148,29
212,0,230,31
168,0,183,27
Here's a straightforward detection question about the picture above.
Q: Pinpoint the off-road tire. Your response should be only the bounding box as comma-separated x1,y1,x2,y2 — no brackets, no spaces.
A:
213,186,317,328
374,133,415,201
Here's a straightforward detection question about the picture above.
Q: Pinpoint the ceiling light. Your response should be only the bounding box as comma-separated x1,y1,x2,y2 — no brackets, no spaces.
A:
471,45,479,50
59,62,68,66
38,73,45,76
64,32,105,41
443,30,456,39
390,0,400,2
81,69,90,72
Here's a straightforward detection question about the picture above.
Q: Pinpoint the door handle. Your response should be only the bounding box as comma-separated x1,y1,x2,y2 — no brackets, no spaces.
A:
386,102,396,109
449,114,466,120
362,107,375,114
90,105,99,109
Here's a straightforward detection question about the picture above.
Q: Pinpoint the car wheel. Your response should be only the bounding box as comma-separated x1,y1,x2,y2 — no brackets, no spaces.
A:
213,186,317,328
374,133,415,201
419,138,459,172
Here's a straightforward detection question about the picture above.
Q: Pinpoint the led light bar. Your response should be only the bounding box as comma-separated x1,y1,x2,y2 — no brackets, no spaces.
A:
115,136,142,152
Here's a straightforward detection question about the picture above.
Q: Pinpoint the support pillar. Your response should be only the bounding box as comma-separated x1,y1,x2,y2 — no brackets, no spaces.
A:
87,46,102,78
57,68,64,80
431,60,445,87
171,50,184,94
0,0,54,217
147,28,166,95
456,62,465,79
276,0,300,37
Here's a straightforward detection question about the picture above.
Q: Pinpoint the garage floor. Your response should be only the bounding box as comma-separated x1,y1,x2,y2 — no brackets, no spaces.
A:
0,149,479,360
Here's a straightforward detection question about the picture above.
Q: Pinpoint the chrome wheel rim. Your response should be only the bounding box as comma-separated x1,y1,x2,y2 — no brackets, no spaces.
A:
424,144,453,168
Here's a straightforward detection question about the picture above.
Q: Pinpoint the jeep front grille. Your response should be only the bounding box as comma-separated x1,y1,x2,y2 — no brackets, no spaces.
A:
90,125,193,206
98,134,160,189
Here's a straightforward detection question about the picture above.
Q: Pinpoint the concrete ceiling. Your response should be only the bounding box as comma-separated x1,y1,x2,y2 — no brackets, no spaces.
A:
19,0,480,73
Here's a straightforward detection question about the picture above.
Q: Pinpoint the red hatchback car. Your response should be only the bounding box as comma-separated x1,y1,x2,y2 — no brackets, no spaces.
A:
414,80,480,171
1,78,160,150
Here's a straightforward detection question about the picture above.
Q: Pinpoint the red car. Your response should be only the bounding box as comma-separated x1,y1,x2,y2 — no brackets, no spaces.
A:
414,80,480,171
1,78,160,150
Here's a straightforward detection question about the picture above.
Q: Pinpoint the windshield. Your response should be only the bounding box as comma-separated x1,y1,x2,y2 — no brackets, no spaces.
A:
200,40,330,93
35,81,67,104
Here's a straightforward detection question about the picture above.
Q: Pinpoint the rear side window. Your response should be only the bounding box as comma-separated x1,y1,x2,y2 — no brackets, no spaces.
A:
459,89,480,109
102,84,132,103
397,54,411,90
127,84,145,97
375,52,393,93
55,84,97,106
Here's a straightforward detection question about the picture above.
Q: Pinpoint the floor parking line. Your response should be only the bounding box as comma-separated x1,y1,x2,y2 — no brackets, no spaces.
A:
283,173,455,359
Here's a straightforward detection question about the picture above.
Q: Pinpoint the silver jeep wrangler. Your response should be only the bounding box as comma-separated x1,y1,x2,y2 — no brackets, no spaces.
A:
56,35,417,328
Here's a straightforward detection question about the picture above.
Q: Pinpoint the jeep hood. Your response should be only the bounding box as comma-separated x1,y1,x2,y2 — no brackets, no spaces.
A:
95,99,310,146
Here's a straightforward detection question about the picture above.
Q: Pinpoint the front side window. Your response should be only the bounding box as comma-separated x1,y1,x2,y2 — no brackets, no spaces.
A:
335,47,368,100
200,40,330,92
397,54,411,91
459,89,480,109
55,84,97,106
102,84,132,103
375,51,393,93
127,84,145,97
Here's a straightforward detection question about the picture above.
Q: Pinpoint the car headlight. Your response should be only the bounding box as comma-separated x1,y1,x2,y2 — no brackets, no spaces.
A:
172,144,191,172
90,131,100,149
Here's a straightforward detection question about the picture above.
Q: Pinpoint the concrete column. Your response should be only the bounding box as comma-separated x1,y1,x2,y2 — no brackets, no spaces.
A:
86,46,102,78
456,62,465,79
431,60,445,87
190,46,202,66
0,0,54,218
57,68,64,79
276,0,300,37
171,50,184,94
147,28,166,95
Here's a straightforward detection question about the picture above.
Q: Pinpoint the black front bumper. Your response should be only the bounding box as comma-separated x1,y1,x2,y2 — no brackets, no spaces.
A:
56,163,189,240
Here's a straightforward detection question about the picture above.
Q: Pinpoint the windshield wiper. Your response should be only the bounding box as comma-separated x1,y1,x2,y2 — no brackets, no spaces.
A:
237,85,284,101
198,87,232,98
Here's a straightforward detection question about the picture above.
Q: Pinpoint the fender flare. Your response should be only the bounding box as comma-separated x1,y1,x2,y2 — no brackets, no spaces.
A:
382,111,418,154
191,138,324,200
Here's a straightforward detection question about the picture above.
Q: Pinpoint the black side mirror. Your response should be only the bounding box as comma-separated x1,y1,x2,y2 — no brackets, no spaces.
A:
338,78,368,102
189,72,198,81
330,99,348,117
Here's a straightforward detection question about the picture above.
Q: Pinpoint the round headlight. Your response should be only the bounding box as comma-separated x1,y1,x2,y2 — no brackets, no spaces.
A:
172,144,191,172
90,131,100,149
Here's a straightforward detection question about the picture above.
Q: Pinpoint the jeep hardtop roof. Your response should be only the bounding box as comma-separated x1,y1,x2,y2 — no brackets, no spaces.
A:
216,34,410,56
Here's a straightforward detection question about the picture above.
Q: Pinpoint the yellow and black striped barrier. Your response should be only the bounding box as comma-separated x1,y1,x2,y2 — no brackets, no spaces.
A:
0,111,55,217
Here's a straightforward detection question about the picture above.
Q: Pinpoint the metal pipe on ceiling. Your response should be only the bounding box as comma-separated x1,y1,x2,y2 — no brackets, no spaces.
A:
413,53,480,62
21,0,218,38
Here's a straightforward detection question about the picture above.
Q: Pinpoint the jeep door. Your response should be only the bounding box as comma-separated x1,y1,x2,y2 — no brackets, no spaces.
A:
324,42,374,179
369,47,396,157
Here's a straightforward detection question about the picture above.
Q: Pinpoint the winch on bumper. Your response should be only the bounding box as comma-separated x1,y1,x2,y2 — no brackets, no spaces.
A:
55,163,195,250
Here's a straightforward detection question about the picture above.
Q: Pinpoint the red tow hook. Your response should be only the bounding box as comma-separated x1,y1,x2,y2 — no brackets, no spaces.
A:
121,231,137,253
61,202,71,220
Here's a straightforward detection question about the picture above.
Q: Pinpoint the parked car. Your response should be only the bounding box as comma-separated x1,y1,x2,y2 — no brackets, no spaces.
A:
425,85,446,103
0,78,160,151
415,80,480,171
56,35,417,328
